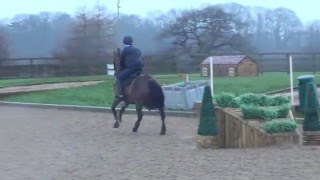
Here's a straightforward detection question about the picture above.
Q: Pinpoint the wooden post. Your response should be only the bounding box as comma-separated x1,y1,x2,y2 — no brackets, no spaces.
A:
30,58,34,78
286,53,290,74
60,58,64,76
312,53,316,74
258,54,263,75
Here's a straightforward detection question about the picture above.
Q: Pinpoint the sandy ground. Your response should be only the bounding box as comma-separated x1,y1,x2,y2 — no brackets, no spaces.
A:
1,106,320,180
0,81,103,94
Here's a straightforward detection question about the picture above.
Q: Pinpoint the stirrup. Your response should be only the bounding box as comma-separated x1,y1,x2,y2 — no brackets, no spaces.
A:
115,95,124,99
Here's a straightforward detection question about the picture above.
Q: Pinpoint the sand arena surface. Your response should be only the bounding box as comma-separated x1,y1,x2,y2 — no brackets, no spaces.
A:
1,105,320,180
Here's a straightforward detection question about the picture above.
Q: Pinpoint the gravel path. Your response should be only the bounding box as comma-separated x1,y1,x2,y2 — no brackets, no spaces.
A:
272,88,320,105
1,106,320,180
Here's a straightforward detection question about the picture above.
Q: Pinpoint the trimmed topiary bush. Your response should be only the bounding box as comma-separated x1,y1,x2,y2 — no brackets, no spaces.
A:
263,119,297,133
197,85,218,136
215,93,240,108
303,82,320,131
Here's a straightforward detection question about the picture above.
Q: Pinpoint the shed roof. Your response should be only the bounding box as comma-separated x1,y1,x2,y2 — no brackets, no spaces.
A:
201,55,249,65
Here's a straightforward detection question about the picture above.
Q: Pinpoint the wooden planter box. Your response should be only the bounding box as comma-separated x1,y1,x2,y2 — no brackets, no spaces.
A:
222,108,299,148
195,135,220,149
303,131,320,145
193,103,299,148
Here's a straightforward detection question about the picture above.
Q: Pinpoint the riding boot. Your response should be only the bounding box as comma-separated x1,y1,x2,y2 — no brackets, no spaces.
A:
115,79,124,99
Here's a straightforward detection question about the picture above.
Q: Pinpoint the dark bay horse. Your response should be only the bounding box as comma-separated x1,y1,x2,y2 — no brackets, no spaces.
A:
111,49,166,135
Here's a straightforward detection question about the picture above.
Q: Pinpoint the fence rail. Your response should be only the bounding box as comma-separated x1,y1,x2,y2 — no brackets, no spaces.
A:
1,52,320,78
0,57,111,78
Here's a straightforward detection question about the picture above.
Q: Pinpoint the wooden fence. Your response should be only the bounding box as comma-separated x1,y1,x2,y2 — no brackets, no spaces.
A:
2,52,320,78
0,57,111,78
191,52,320,74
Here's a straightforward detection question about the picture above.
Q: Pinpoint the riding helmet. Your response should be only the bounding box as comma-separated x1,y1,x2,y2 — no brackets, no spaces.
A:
123,36,133,45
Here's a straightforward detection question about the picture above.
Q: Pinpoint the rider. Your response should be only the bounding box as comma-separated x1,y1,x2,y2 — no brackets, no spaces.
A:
115,35,144,99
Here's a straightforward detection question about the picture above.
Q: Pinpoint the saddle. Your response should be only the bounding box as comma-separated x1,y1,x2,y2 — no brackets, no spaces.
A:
122,71,144,87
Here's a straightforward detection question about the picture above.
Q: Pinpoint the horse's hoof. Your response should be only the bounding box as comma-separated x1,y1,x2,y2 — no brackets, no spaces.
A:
132,128,137,132
113,123,119,128
160,131,166,135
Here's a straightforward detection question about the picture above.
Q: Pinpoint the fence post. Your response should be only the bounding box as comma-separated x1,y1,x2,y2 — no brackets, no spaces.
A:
30,58,34,78
312,53,316,74
289,55,294,105
286,53,290,74
258,54,263,75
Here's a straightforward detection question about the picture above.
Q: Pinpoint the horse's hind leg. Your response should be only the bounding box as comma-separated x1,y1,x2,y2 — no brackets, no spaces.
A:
159,107,166,135
111,98,121,128
133,104,143,133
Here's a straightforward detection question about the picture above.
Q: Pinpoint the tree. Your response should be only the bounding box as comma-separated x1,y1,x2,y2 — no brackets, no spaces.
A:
0,27,9,58
57,3,115,61
271,8,302,50
160,5,251,54
303,82,320,131
197,85,218,136
117,14,170,55
304,20,320,52
6,12,71,58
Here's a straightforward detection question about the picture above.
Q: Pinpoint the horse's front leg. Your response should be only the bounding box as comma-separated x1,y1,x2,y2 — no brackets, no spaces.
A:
111,98,121,128
159,107,166,135
133,104,143,133
118,103,129,123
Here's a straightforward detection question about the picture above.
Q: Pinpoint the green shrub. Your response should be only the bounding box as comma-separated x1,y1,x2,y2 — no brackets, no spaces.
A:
266,95,290,106
260,108,278,120
238,93,268,106
215,93,289,108
303,82,320,131
241,105,262,119
198,86,218,136
242,105,289,120
263,119,297,133
215,93,240,108
277,105,290,118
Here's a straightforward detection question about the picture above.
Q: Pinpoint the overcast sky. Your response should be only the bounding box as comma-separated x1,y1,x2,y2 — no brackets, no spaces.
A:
0,0,318,23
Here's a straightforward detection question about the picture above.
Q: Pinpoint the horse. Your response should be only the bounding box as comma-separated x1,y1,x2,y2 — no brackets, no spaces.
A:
111,49,166,135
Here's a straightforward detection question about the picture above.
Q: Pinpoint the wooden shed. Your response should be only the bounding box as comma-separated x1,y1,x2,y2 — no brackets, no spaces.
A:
200,55,258,77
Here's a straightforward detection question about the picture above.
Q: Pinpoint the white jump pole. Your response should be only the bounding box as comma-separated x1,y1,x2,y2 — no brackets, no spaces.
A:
210,57,214,96
289,55,294,105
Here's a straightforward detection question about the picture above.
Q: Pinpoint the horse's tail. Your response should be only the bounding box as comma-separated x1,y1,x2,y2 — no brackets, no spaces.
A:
146,79,164,110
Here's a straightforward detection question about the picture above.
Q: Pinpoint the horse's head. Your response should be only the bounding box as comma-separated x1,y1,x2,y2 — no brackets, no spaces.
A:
113,48,121,75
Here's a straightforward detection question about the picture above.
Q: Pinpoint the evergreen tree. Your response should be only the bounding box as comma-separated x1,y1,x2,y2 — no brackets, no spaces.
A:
197,85,218,136
303,82,320,131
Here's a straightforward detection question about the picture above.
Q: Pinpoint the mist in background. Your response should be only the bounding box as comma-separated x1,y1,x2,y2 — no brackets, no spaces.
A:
0,1,320,59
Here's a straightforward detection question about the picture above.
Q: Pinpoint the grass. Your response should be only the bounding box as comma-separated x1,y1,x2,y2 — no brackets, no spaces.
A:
214,72,320,95
2,82,114,107
1,72,320,107
0,75,109,88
